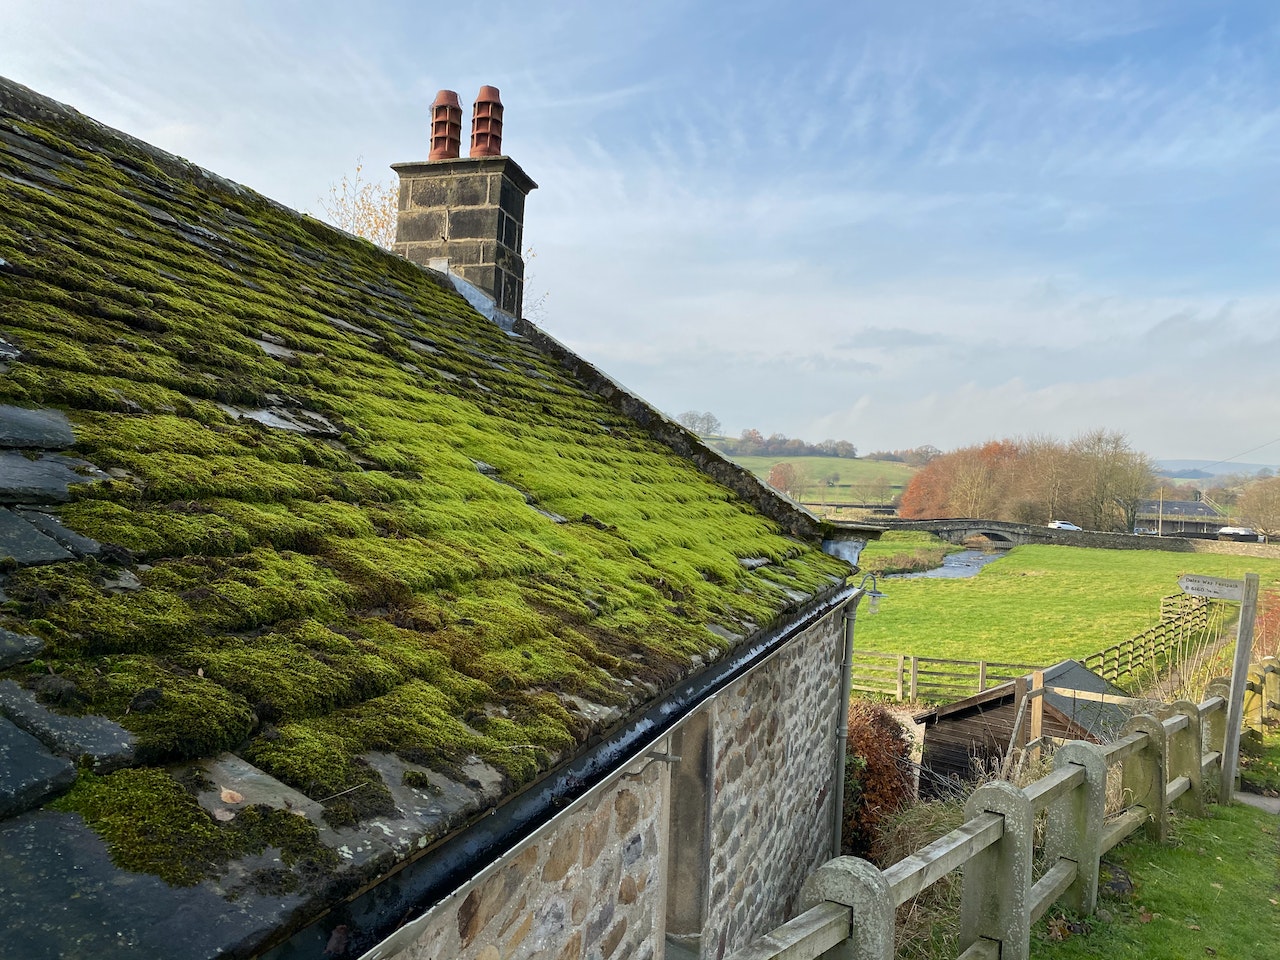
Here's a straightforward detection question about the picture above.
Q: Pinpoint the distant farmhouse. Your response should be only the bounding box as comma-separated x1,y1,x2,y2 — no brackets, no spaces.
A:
1133,498,1225,537
0,78,881,959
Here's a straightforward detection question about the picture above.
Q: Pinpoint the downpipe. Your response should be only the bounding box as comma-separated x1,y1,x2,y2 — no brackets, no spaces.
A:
831,590,863,859
829,573,883,859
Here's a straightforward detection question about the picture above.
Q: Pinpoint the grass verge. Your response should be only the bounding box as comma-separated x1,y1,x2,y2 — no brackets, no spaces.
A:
1031,801,1280,959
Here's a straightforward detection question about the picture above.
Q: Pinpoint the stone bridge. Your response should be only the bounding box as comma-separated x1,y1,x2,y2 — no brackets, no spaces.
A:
847,518,1198,552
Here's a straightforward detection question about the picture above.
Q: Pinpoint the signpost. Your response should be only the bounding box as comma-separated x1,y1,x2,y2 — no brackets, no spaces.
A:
1177,575,1245,603
1181,571,1259,800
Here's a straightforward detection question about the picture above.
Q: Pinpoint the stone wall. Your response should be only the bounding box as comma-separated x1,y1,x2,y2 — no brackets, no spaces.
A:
701,607,843,956
388,607,846,960
395,753,669,960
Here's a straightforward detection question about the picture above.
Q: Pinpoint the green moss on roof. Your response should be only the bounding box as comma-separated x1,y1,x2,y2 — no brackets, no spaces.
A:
50,767,337,887
0,96,848,837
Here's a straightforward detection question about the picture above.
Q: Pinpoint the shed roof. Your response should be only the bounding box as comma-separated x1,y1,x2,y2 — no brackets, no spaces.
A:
916,659,1133,741
0,77,850,958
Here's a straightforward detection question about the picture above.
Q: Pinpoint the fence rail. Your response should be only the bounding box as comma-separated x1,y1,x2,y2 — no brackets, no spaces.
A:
855,595,1214,701
725,658,1275,960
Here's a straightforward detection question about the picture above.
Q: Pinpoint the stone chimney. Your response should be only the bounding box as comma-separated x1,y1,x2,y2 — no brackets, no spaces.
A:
393,86,537,323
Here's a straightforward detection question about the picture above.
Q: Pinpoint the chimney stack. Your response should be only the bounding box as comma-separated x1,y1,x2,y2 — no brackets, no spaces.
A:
392,86,537,325
428,90,462,160
469,85,503,158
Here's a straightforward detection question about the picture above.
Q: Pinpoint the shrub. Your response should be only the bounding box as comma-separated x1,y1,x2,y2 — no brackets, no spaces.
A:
843,700,915,859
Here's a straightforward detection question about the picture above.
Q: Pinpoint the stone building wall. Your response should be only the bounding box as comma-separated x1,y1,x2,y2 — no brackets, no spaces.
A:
389,606,845,960
396,753,669,960
702,607,843,957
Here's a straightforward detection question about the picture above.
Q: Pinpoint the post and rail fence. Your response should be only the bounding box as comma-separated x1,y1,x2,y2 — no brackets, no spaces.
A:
727,656,1278,960
853,595,1215,702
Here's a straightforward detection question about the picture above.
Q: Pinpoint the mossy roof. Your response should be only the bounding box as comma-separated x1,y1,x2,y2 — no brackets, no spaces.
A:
0,77,850,956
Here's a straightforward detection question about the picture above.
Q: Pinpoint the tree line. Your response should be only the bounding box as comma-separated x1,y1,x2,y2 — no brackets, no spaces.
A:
674,412,860,459
899,430,1155,532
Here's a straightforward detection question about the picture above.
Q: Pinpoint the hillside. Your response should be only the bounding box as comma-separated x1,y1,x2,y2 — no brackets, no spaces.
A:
721,453,915,506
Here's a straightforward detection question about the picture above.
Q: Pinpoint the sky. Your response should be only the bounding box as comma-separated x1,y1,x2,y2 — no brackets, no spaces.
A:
3,1,1279,465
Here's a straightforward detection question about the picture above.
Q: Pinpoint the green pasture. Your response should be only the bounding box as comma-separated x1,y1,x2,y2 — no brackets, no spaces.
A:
853,544,1280,665
726,455,915,503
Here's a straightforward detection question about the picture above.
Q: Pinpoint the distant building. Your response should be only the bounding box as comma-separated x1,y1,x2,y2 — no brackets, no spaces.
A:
1133,498,1223,536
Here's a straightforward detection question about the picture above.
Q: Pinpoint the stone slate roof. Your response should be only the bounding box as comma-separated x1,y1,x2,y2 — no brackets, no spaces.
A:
0,77,850,959
1135,499,1222,520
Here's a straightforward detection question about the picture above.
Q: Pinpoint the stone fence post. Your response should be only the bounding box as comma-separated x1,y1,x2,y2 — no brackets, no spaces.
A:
1045,741,1106,914
1120,714,1166,843
799,857,893,960
1166,700,1204,817
959,780,1033,960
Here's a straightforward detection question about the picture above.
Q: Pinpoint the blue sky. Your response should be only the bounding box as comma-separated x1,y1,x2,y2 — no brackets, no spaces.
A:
3,1,1279,464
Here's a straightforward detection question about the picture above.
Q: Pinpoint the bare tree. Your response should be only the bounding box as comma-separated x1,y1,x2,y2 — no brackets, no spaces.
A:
319,158,398,249
676,411,722,437
1239,476,1280,539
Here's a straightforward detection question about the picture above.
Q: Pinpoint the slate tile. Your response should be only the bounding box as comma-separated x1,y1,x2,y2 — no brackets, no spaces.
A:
0,451,107,504
14,508,102,557
0,680,135,771
0,626,43,668
0,811,304,960
0,508,73,565
0,717,76,817
0,404,75,449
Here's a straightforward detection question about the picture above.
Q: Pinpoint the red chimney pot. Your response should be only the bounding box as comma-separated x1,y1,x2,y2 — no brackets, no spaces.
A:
429,89,462,160
470,85,504,158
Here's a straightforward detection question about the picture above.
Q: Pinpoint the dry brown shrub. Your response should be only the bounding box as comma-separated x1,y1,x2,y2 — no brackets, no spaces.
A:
843,701,915,859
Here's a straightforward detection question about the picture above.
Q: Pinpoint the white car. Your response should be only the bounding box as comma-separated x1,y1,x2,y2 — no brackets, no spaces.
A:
1047,520,1082,531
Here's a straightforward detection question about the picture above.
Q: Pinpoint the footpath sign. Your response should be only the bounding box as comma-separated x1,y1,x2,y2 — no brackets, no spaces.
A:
1178,574,1245,602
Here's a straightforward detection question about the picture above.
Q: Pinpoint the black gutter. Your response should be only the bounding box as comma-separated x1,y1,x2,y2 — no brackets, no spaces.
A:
260,584,855,960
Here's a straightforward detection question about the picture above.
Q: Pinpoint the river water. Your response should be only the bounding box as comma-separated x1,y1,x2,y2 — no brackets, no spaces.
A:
887,548,1007,579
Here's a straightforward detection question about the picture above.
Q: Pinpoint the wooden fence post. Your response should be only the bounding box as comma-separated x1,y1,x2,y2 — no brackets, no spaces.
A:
1120,715,1167,843
959,780,1033,960
800,856,893,960
1166,699,1204,818
895,654,905,702
909,658,919,701
978,660,987,692
1028,671,1044,764
1046,741,1106,914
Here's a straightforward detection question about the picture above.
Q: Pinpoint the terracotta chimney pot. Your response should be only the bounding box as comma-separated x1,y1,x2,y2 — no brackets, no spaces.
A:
470,85,504,158
429,89,462,160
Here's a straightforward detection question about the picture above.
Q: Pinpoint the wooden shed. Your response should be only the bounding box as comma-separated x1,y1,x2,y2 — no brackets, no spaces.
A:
914,660,1133,798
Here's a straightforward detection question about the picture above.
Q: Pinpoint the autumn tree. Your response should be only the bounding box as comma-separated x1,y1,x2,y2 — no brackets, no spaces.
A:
1239,476,1280,539
766,462,800,498
319,158,399,249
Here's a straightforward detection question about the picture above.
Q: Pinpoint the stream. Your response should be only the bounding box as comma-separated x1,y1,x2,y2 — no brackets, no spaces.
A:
887,548,1008,579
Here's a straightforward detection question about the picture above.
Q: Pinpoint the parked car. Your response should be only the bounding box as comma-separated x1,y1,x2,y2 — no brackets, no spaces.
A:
1047,520,1082,531
1217,526,1261,541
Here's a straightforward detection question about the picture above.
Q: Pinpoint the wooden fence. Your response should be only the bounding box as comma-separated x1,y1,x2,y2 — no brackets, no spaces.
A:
1082,596,1212,685
850,652,1041,701
855,595,1214,702
726,663,1270,960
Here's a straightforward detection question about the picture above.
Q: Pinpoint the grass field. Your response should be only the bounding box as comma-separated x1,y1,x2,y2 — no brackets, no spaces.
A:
853,544,1280,665
725,454,916,503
